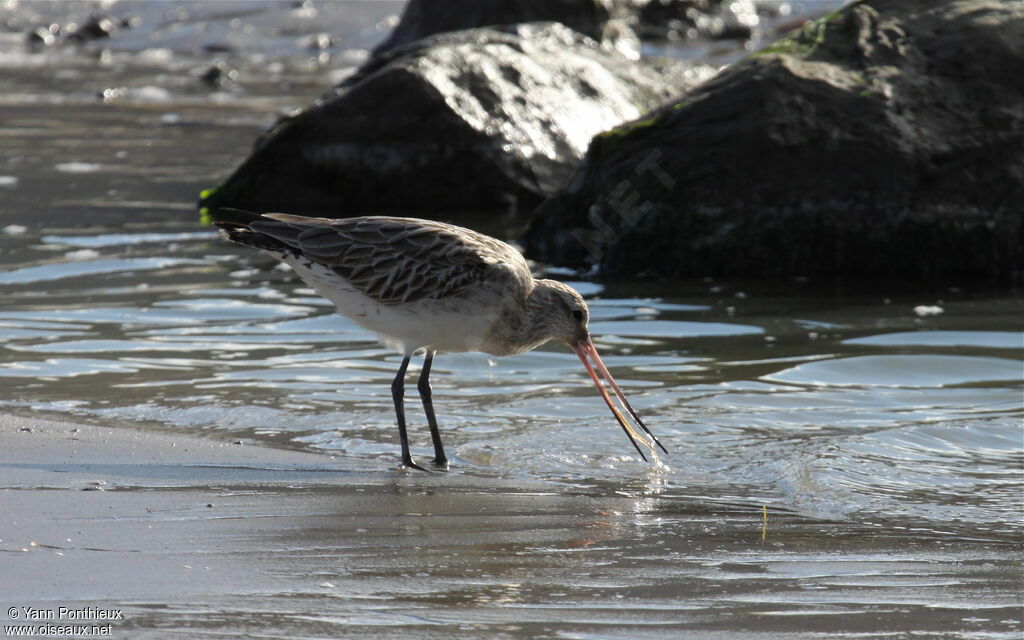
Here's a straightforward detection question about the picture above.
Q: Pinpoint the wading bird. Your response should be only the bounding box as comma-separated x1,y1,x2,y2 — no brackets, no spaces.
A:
217,211,666,470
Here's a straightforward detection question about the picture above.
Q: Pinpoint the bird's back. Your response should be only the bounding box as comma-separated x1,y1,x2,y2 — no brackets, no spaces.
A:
218,212,534,353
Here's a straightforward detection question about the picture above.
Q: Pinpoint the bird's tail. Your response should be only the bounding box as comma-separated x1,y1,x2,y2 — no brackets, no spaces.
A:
214,208,290,253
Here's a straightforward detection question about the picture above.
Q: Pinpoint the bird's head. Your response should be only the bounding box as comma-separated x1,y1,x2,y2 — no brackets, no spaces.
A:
532,279,590,345
531,279,667,463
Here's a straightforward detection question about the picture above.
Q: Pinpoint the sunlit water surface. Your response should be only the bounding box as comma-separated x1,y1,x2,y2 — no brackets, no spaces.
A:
0,225,1020,542
0,3,1021,637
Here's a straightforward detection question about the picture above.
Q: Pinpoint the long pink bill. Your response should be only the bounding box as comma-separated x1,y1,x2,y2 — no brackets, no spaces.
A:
571,338,667,462
581,339,668,455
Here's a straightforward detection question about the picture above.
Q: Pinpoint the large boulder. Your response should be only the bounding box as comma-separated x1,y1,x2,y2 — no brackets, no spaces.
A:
201,22,707,222
523,0,1024,280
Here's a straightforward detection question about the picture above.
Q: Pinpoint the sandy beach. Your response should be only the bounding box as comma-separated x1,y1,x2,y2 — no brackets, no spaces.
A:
2,413,1020,639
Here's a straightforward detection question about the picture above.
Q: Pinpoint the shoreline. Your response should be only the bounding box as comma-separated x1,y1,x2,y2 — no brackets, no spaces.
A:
3,413,1021,639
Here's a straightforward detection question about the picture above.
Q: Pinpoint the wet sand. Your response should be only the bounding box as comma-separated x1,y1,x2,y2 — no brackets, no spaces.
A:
2,414,1020,639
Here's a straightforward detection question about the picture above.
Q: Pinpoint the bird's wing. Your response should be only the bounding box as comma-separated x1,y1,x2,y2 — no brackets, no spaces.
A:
248,214,532,304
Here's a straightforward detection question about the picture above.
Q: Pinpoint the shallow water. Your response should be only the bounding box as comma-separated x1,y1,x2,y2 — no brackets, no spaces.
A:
2,220,1021,544
0,1,1021,637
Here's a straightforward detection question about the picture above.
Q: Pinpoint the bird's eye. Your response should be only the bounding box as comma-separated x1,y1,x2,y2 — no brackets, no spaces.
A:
571,309,584,322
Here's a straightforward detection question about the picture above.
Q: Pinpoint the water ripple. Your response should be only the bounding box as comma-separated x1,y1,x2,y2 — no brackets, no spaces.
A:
0,227,1020,541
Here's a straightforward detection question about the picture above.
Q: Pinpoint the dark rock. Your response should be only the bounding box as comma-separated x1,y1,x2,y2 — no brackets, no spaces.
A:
25,13,131,51
524,0,1024,280
372,0,637,58
26,25,57,50
203,43,235,54
65,15,119,42
81,15,119,39
637,0,713,40
201,22,707,222
199,61,238,88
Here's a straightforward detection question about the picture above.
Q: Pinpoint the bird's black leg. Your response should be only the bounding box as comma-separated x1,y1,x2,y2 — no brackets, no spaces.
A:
392,355,427,472
417,350,448,468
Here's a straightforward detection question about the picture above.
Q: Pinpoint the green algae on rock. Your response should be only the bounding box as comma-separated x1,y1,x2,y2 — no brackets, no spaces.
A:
524,0,1024,280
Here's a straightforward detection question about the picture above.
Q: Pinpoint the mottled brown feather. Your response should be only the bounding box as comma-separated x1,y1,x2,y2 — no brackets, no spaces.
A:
247,215,532,305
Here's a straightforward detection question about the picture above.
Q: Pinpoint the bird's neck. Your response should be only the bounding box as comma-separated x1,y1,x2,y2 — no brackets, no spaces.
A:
482,283,556,356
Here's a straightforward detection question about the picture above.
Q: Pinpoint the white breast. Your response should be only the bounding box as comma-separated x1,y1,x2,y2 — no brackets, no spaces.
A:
285,258,498,355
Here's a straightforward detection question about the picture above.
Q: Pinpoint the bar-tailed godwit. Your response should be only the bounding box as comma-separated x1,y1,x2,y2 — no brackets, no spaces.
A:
218,210,666,471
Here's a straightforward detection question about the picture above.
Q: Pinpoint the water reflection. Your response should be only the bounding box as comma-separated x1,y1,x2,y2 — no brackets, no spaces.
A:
0,226,1021,543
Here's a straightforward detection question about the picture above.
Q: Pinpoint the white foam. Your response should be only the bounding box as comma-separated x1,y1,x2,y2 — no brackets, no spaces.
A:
64,249,101,260
129,85,173,102
913,305,944,317
55,162,102,173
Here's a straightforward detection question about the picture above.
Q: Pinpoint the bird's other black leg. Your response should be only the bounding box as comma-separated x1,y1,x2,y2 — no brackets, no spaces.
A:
392,355,427,472
417,350,448,468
